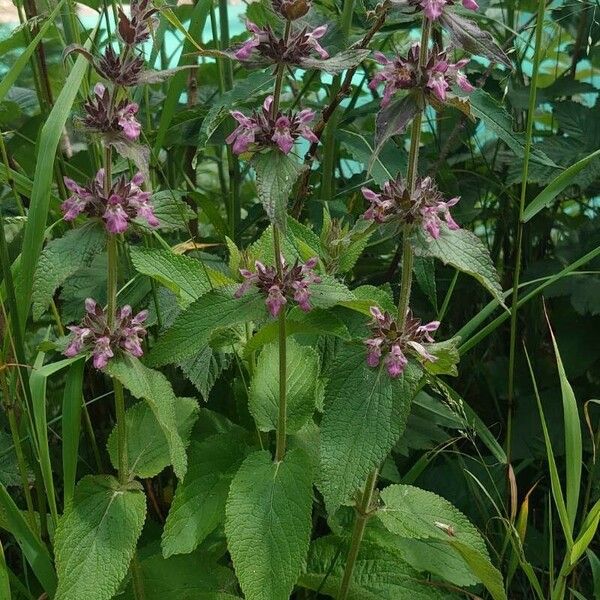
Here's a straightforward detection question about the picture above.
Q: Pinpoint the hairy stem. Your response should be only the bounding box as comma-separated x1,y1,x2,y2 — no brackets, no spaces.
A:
338,468,379,600
273,226,287,462
113,379,128,484
506,0,545,465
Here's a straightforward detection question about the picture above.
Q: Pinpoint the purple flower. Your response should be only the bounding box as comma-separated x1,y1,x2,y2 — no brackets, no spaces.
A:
235,255,321,316
60,170,159,234
63,299,148,370
116,102,142,140
412,0,478,19
304,25,329,59
364,307,439,378
362,175,460,239
226,97,317,156
369,47,419,108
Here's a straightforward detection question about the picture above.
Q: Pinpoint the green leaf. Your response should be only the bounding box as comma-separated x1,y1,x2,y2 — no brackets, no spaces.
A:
423,337,460,377
249,339,319,432
0,540,9,600
523,148,600,221
130,247,211,307
54,475,146,600
225,449,314,600
106,356,188,480
310,275,355,309
18,28,97,331
469,89,556,167
412,226,503,303
32,222,106,319
375,93,420,150
148,287,265,367
300,48,370,73
178,346,232,401
299,536,448,599
143,191,196,231
252,151,306,231
0,431,27,488
162,433,248,558
318,345,422,514
107,398,198,479
0,483,57,595
121,550,240,599
571,500,600,566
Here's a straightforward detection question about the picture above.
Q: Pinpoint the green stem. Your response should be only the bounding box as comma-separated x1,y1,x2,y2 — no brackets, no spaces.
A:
506,0,545,465
131,552,146,599
113,379,128,484
338,468,379,600
107,234,118,330
273,227,287,462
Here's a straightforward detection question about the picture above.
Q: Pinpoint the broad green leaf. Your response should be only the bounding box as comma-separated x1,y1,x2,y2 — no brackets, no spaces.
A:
148,287,265,367
107,398,198,479
377,484,488,553
249,339,319,432
18,28,96,331
162,433,248,558
106,356,188,480
318,345,422,514
252,151,306,231
286,216,323,259
140,191,195,231
423,337,460,377
130,247,211,307
299,536,448,599
413,226,503,303
0,483,56,595
523,148,600,222
178,346,232,401
54,475,146,600
310,274,355,309
546,318,582,531
469,89,556,167
225,449,313,600
450,541,507,600
121,550,240,599
32,222,106,319
300,48,370,73
375,93,420,150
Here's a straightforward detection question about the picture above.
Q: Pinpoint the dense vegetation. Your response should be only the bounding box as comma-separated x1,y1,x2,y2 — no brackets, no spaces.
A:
0,0,599,598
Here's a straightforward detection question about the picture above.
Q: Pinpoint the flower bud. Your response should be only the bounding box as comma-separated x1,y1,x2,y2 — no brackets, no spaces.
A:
273,0,311,20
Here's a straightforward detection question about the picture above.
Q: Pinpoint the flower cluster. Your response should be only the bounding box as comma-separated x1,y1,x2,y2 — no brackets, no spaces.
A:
235,255,321,317
409,0,478,20
362,176,459,239
117,0,159,46
62,169,158,234
365,307,439,378
370,44,474,107
95,46,145,87
234,20,328,64
64,299,148,369
227,96,317,155
83,83,142,141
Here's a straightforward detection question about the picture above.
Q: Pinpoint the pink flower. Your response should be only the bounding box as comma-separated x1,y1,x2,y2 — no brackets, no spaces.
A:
305,25,329,59
419,193,460,239
116,102,142,140
266,285,287,317
369,47,419,108
64,326,91,356
103,196,129,234
462,0,479,10
92,336,114,370
427,61,450,101
272,116,295,154
420,0,447,19
385,344,408,378
365,337,383,367
235,21,265,60
62,177,92,221
226,111,258,154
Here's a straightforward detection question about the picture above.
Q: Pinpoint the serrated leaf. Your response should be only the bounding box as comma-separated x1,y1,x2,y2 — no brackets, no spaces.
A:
54,475,146,600
299,536,448,599
252,151,305,231
225,449,313,600
375,93,420,150
106,356,188,480
32,222,105,319
424,337,460,377
139,191,195,231
469,89,556,167
107,397,198,479
178,346,232,401
310,274,355,309
249,339,319,432
130,247,211,306
318,345,422,514
412,226,503,303
439,12,511,68
300,48,370,74
148,286,265,367
162,433,248,558
413,256,437,311
121,550,240,599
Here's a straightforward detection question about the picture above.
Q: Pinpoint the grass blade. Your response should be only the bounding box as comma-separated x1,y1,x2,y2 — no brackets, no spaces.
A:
523,148,600,222
0,483,57,596
0,540,10,599
17,27,96,333
62,358,86,506
524,345,573,548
